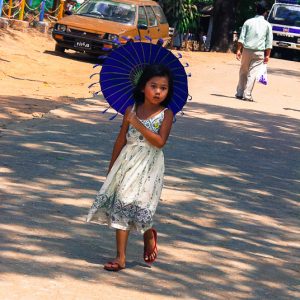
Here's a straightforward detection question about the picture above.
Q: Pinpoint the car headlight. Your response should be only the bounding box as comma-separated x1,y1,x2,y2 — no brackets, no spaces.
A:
107,34,119,41
56,24,67,32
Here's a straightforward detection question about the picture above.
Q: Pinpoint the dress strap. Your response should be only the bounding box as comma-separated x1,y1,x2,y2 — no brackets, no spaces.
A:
156,107,168,118
131,103,136,112
161,107,168,116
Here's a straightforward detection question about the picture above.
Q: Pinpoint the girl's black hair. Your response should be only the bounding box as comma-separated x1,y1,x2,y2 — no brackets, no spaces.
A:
133,64,174,107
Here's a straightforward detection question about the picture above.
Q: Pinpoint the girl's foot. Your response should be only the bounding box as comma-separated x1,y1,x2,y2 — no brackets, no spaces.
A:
143,228,158,264
104,258,126,271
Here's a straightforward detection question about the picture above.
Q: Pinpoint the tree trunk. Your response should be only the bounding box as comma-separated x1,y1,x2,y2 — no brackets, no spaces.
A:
52,0,60,14
210,0,239,52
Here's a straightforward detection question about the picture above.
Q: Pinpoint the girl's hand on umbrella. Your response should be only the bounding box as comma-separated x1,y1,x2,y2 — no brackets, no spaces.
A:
127,111,139,127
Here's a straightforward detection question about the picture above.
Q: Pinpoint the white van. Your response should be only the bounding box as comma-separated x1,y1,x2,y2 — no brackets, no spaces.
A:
267,0,300,53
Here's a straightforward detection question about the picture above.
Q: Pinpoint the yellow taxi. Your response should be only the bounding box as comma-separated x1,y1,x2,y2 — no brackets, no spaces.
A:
52,0,170,55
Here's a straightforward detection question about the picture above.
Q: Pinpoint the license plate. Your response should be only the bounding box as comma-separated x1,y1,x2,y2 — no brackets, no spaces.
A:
74,40,91,49
277,41,290,48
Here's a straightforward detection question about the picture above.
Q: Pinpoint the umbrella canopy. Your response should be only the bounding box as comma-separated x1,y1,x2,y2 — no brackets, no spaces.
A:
99,41,189,116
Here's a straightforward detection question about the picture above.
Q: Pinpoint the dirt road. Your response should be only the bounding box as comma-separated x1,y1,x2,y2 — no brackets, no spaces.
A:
0,28,300,299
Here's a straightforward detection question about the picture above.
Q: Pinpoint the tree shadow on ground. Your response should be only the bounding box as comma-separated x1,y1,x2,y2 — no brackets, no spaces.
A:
210,93,236,99
267,67,300,78
44,50,102,65
0,95,80,128
0,97,299,299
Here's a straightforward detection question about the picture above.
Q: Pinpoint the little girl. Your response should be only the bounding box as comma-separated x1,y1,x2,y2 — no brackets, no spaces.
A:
86,64,174,271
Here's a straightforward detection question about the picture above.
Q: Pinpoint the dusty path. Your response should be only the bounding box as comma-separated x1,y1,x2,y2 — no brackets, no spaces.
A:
0,29,300,299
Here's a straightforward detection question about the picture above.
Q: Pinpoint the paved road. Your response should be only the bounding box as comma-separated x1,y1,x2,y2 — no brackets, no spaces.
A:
1,54,300,299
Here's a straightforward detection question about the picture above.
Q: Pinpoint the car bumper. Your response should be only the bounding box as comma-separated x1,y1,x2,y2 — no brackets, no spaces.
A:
52,30,119,54
273,40,300,51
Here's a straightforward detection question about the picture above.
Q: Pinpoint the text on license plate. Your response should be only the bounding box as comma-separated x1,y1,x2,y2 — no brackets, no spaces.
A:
74,41,91,49
277,41,290,47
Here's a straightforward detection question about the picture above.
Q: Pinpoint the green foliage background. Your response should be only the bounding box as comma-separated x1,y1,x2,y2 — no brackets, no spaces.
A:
30,0,54,10
160,0,276,33
236,0,275,31
160,0,201,33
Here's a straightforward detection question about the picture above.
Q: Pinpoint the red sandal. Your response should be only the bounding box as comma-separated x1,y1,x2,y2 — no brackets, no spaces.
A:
104,261,125,272
143,228,158,264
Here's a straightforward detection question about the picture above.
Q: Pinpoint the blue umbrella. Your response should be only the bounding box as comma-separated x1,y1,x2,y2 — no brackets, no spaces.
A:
92,41,190,117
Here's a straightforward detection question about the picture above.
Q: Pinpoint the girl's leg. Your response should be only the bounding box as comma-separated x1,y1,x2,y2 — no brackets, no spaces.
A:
143,228,157,262
104,229,129,269
116,229,129,265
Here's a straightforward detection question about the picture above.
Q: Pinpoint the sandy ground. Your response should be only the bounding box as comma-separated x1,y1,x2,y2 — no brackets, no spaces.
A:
0,28,300,299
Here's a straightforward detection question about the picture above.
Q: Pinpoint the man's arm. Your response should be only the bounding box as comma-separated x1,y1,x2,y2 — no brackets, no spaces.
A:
264,48,271,63
236,22,247,61
264,24,273,64
236,42,243,61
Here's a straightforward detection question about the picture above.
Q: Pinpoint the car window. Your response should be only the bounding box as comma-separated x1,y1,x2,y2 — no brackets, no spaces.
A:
152,5,167,24
138,6,148,26
76,0,136,25
145,6,158,27
268,4,300,27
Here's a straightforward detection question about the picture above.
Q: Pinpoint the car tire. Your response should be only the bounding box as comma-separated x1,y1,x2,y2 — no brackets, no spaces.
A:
55,44,65,53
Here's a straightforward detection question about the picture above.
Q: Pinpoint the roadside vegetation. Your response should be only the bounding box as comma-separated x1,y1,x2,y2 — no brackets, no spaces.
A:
159,0,275,52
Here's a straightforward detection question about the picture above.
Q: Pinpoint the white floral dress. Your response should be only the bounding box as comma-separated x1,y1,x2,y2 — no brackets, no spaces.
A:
86,108,168,233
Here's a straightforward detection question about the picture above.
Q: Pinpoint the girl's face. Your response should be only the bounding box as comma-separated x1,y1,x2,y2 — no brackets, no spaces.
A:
142,76,169,106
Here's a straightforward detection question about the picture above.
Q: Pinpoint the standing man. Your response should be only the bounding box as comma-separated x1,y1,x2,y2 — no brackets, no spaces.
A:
235,1,273,101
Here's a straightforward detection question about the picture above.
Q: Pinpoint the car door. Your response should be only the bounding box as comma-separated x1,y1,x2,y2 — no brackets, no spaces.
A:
152,5,169,45
137,5,149,41
144,5,160,43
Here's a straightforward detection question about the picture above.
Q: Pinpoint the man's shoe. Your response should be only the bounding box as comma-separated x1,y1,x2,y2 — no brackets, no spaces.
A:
235,95,243,100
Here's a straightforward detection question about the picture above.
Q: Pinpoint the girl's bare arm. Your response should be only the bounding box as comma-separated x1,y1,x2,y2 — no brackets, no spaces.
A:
107,108,130,173
127,109,173,148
